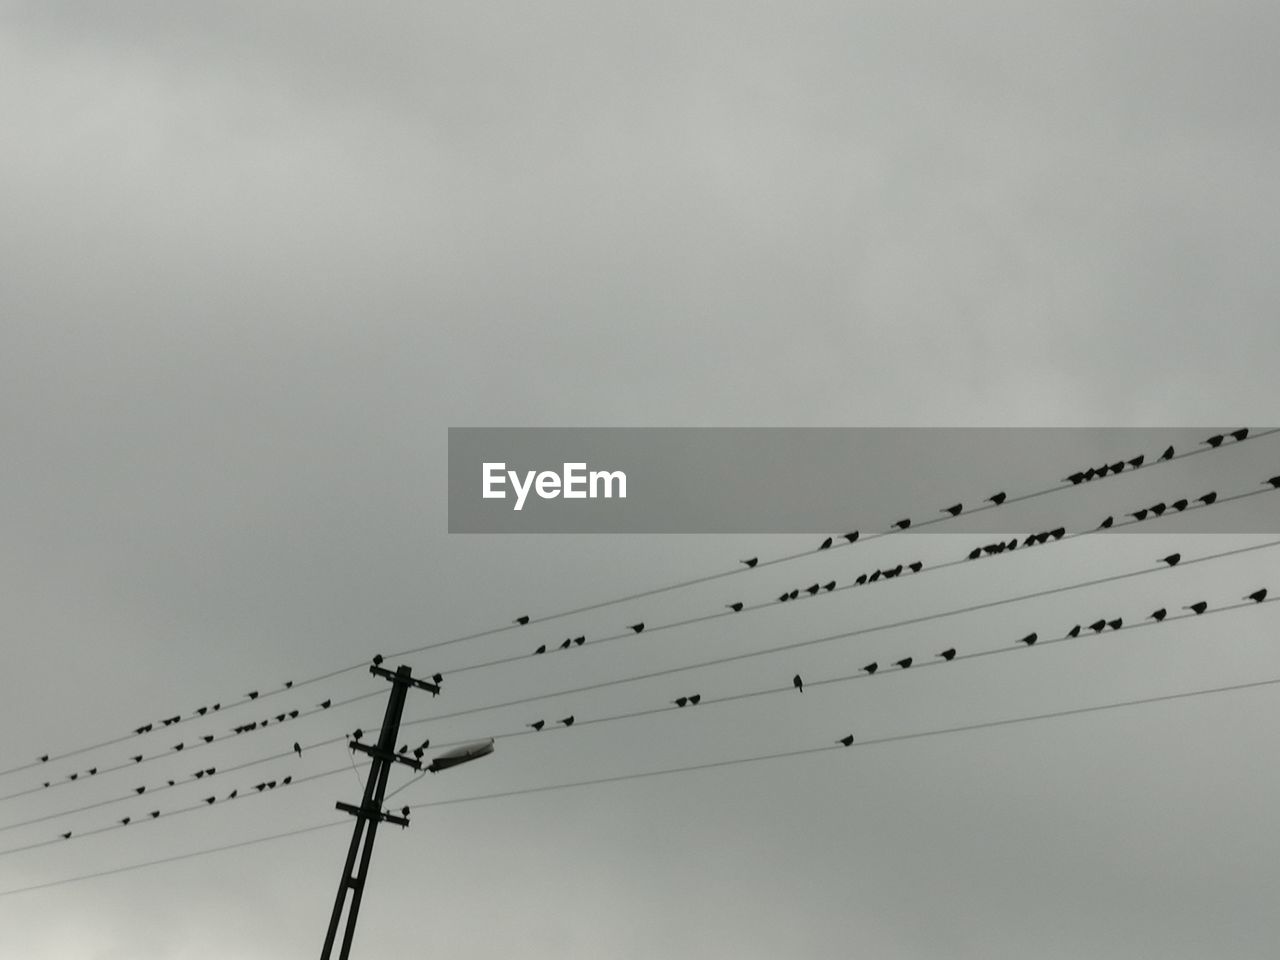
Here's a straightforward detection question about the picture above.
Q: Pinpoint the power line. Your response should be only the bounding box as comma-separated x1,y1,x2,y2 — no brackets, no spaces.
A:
5,428,1268,781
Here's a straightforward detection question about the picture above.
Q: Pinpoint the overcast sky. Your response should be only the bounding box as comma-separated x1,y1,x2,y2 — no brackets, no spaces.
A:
2,3,1279,958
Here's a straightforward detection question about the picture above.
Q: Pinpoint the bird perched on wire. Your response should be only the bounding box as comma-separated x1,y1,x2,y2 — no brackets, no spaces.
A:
740,557,758,568
893,518,911,530
1108,618,1122,630
1265,476,1280,489
371,655,384,667
1204,434,1225,448
558,638,571,650
1066,624,1081,638
559,715,575,726
726,602,744,612
1160,553,1181,567
1018,632,1037,646
293,742,302,758
629,622,645,634
1231,428,1249,441
863,662,878,674
819,537,832,550
573,636,586,646
528,720,545,731
673,697,688,707
987,492,1007,506
1245,588,1268,603
1129,455,1144,468
1089,620,1107,633
838,735,854,747
1197,492,1217,505
823,580,837,592
908,562,923,574
1184,602,1208,615
942,503,962,516
533,644,546,655
896,657,913,669
793,674,804,693
689,694,701,705
937,648,956,661
1150,608,1167,622
1097,516,1114,529
515,615,530,625
1160,445,1175,461
246,691,259,700
843,531,859,543
319,700,331,709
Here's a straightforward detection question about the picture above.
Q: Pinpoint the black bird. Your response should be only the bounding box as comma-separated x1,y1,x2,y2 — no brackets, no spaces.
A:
173,743,183,752
885,565,903,578
88,767,96,776
1184,602,1208,615
227,790,237,800
515,615,530,625
246,691,258,700
1150,608,1167,622
629,622,645,634
1109,461,1124,474
1129,455,1144,468
1245,588,1268,603
1160,553,1181,567
206,767,215,776
254,783,266,792
1022,534,1037,548
823,581,837,592
131,755,142,763
673,697,688,707
559,715,575,726
854,573,868,585
843,531,860,543
371,654,384,666
212,703,220,711
1129,509,1148,521
1089,620,1107,634
789,589,799,600
161,717,176,727
285,681,293,689
120,817,130,826
62,832,71,839
534,644,546,654
908,561,923,573
778,591,790,603
689,695,701,705
413,747,425,759
573,636,586,646
150,811,160,818
838,735,855,747
401,806,409,818
967,547,981,560
558,639,571,650
1197,492,1217,505
202,735,214,744
1098,515,1114,529
1095,464,1110,478
793,674,804,693
938,648,956,661
727,602,744,612
319,700,331,709
893,518,911,530
352,728,364,741
1066,624,1081,638
1066,472,1086,485
1171,499,1189,511
943,503,963,516
1150,503,1167,516
266,780,277,790
1204,434,1224,447
1018,632,1037,646
867,571,880,583
135,786,145,794
432,673,443,684
275,714,285,723
819,537,833,550
38,754,48,763
1231,428,1249,442
1160,445,1175,461
862,662,878,674
204,796,215,805
806,583,820,596
741,557,759,568
1050,527,1066,540
896,657,913,669
293,742,302,758
134,724,151,735
988,492,1007,505
1108,618,1123,630
289,710,299,719
196,707,207,716
1265,476,1280,489
194,770,206,779
528,720,545,731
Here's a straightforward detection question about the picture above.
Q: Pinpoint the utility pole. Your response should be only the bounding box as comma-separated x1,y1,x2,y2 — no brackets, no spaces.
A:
320,663,438,960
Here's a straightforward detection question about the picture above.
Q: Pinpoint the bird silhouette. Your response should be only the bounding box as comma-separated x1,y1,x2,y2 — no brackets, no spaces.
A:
823,581,837,592
204,796,215,805
896,657,913,669
515,615,530,625
741,557,758,568
573,636,586,647
135,786,145,794
1098,516,1114,529
432,673,443,684
793,674,804,693
173,743,183,752
885,565,903,578
559,715,575,726
893,518,911,530
120,817,130,826
1150,608,1167,622
371,655,384,667
908,561,923,573
867,571,880,583
967,547,981,560
290,709,300,719
558,639,571,650
938,648,956,661
838,735,854,747
246,691,259,700
1265,476,1280,489
87,767,97,776
1023,534,1037,547
254,783,266,792
1108,618,1122,630
194,770,206,779
1066,472,1086,485
1184,602,1208,615
202,735,214,744
1245,588,1268,603
150,810,160,818
862,662,878,674
1160,553,1181,567
806,583,820,595
1095,464,1110,478
819,537,833,550
1130,509,1149,521
135,724,152,735
1067,624,1081,638
293,742,302,758
227,790,237,800
726,602,744,612
534,644,546,654
689,695,701,705
61,832,71,839
275,714,285,723
528,720,545,731
1050,527,1066,540
843,531,860,543
1160,445,1175,461
1204,434,1224,448
789,589,799,600
1149,502,1166,516
1197,492,1217,505
777,591,790,603
1018,632,1037,646
319,700,331,709
352,728,364,741
1089,620,1107,633
673,697,688,707
131,755,142,763
854,573,868,585
1231,428,1249,441
285,681,293,689
988,492,1007,505
943,503,963,516
1129,455,1144,468
196,706,207,716
629,622,645,634
1171,499,1189,511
